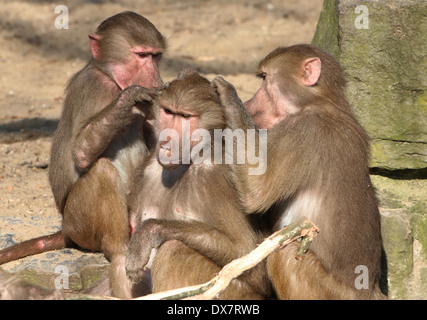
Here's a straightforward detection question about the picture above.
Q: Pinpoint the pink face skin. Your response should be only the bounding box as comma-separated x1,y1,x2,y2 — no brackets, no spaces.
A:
243,57,321,130
244,78,287,130
244,71,295,130
88,34,164,90
156,105,198,171
111,46,163,90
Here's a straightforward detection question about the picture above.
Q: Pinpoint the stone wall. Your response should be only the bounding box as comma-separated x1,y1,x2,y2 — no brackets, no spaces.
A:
312,0,427,299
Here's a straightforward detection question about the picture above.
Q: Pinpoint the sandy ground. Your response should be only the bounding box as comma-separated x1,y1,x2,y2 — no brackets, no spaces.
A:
0,0,322,294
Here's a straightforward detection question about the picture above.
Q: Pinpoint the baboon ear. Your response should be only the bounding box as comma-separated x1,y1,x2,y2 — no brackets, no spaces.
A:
301,57,321,86
88,34,102,60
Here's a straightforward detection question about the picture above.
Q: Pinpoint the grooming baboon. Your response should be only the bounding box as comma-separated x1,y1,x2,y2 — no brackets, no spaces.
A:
212,44,385,299
0,11,166,298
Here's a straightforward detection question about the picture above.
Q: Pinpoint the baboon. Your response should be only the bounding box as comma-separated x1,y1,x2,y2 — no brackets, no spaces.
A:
0,11,166,298
126,70,270,299
212,44,385,299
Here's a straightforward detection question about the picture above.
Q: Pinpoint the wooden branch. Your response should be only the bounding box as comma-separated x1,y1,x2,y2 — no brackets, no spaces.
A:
133,217,319,300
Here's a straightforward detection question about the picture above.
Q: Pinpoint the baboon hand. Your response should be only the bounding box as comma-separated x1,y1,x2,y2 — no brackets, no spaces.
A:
212,76,254,129
212,76,241,108
125,219,163,283
120,85,159,108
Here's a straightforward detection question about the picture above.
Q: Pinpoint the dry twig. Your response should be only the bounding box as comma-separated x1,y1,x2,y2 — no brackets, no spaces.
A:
133,216,319,300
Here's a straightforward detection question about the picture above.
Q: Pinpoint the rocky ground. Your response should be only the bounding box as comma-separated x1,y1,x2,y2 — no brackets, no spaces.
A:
0,0,323,298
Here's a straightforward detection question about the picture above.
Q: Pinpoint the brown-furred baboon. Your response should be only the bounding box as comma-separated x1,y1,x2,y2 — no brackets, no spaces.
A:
0,11,166,298
212,44,385,299
125,70,270,299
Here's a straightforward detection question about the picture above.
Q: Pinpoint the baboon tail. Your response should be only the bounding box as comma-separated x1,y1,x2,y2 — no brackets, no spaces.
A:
0,230,68,265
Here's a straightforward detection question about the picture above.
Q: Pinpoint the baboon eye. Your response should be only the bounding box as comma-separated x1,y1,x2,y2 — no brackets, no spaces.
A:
163,108,173,115
256,72,267,80
136,52,149,58
136,52,163,60
153,52,163,59
182,113,193,119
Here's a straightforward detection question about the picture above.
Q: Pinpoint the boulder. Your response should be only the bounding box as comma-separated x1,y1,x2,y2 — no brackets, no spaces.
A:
312,0,427,170
312,0,427,299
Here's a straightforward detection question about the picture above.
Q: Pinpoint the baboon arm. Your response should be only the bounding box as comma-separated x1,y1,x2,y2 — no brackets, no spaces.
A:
128,219,243,268
212,76,321,213
73,86,157,170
